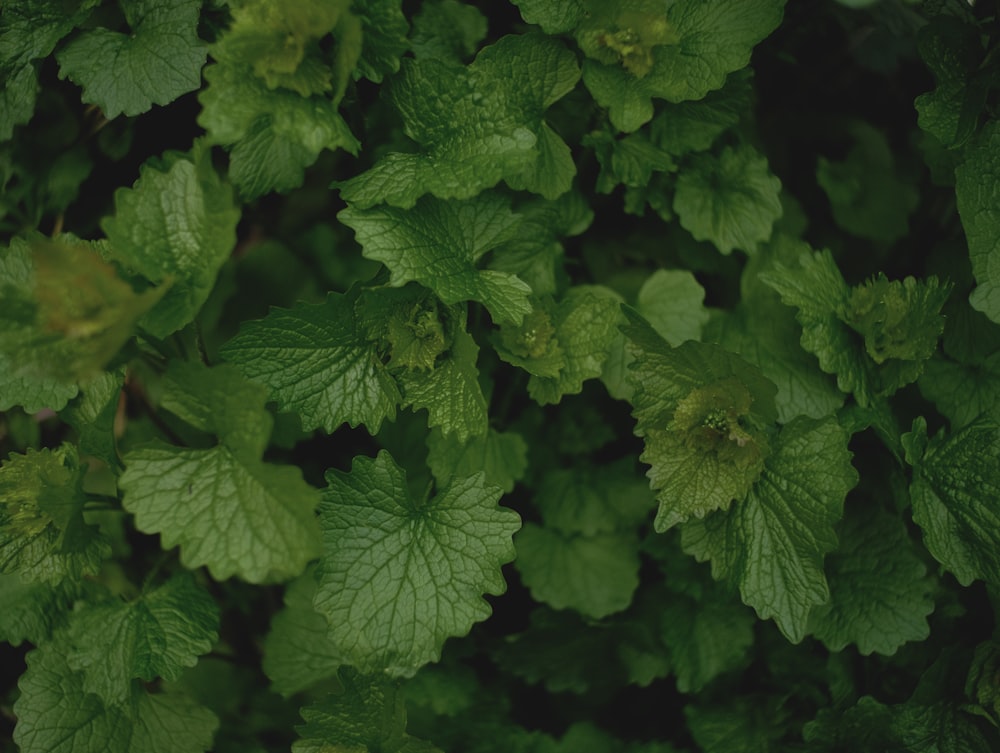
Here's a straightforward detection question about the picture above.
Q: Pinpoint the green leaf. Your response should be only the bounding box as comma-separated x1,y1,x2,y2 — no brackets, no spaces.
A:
914,18,989,149
56,0,207,119
0,237,160,409
807,504,933,656
760,248,951,407
816,123,919,244
394,308,488,441
339,194,531,324
336,33,579,208
120,440,321,583
515,524,641,618
685,697,790,753
904,417,1000,587
709,237,845,422
208,0,352,97
354,0,410,83
14,641,218,753
120,364,321,583
682,416,857,642
0,0,94,139
511,0,585,34
956,120,1000,324
581,0,785,131
221,291,401,433
0,573,82,645
655,568,755,693
427,427,529,494
673,144,783,255
410,0,488,63
60,369,125,468
498,287,623,405
198,61,359,199
650,69,753,156
533,463,654,536
293,668,441,753
314,451,520,676
0,444,110,585
263,567,343,697
64,572,220,705
101,143,241,338
625,320,778,532
603,269,710,401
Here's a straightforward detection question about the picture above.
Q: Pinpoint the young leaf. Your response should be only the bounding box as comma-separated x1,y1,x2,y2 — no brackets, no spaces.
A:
56,0,207,119
221,291,401,433
761,248,951,406
673,144,783,255
625,315,778,531
64,572,220,706
681,415,857,642
0,444,110,585
101,144,240,338
314,451,520,676
580,0,785,131
903,417,1000,588
339,194,531,324
336,33,579,208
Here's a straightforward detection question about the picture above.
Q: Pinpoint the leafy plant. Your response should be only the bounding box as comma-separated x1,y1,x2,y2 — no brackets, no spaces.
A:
2,0,1000,751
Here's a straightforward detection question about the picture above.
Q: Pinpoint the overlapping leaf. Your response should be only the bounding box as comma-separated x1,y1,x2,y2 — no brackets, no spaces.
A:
336,33,579,208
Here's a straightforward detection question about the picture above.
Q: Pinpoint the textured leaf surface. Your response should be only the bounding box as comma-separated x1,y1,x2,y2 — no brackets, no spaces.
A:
626,320,778,531
56,0,207,118
761,248,950,407
293,669,441,753
263,567,343,697
807,504,933,655
14,642,218,753
0,574,81,645
101,145,241,337
314,451,520,676
515,524,640,618
427,428,529,494
120,364,320,582
957,121,1000,324
581,0,785,131
221,292,400,433
120,442,320,583
904,417,1000,588
198,62,359,199
336,33,579,208
682,416,857,642
340,195,530,324
0,445,109,585
673,144,783,255
63,572,219,705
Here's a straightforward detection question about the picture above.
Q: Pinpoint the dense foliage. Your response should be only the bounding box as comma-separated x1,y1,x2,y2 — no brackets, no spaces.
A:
2,0,1000,751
